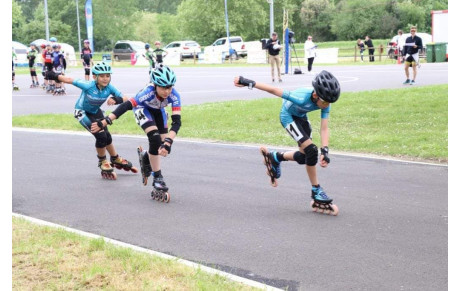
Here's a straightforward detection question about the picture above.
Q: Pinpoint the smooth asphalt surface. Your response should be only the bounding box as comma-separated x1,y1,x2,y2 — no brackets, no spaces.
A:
12,64,448,290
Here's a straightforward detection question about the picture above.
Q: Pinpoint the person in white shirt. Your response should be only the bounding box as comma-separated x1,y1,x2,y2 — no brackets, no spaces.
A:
396,29,405,61
304,35,317,73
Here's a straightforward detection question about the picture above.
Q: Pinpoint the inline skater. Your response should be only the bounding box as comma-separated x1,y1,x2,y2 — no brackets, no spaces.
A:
143,43,155,75
43,43,54,93
153,41,167,68
234,70,341,215
81,39,93,81
46,61,138,180
39,44,47,88
90,66,181,201
27,43,40,87
12,47,18,90
51,44,65,95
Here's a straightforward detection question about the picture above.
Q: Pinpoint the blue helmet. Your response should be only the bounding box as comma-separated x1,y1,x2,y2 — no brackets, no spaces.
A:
92,62,112,75
145,43,150,49
50,37,57,42
150,66,176,87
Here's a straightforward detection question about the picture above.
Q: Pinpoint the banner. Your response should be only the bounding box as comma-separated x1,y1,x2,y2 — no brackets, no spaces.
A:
85,0,94,52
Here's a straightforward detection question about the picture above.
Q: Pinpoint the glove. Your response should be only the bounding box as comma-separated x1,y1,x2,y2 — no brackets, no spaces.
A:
46,70,61,82
95,116,112,130
160,137,174,154
110,96,124,104
238,76,256,89
321,146,330,164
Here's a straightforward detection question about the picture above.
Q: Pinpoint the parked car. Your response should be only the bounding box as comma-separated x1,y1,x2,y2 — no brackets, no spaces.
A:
113,40,145,61
208,36,247,58
164,41,201,60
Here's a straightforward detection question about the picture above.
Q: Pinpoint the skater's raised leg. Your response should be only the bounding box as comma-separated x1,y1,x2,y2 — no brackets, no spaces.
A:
111,154,138,173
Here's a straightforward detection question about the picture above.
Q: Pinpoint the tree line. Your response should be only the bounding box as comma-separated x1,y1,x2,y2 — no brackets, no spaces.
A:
13,0,447,52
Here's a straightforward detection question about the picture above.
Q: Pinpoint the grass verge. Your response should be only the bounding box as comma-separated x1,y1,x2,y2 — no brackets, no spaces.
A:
12,84,447,162
12,217,259,290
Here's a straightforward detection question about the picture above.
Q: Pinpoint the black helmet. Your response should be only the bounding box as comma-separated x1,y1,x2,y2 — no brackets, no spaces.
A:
312,70,341,103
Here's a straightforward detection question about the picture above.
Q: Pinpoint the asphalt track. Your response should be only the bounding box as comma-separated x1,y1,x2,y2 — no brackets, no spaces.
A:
12,64,448,290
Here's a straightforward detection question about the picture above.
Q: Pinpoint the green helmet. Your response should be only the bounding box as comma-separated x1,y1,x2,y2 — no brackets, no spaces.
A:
150,66,176,87
92,62,112,75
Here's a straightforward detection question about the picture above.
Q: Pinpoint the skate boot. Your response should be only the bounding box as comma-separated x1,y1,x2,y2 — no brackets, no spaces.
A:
137,146,152,185
98,157,117,180
260,146,281,187
30,83,36,88
110,155,138,173
310,185,339,215
151,174,170,203
12,83,19,91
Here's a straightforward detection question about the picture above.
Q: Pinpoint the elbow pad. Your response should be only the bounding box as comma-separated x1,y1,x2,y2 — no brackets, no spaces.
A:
170,114,181,134
111,100,133,118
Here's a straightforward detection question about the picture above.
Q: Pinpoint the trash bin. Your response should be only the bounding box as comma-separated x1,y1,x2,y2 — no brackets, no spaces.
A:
425,44,435,63
102,54,112,63
434,42,447,63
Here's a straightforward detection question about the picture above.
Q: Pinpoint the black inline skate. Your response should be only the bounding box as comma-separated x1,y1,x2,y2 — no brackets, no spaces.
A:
310,185,339,215
137,146,152,185
151,174,170,203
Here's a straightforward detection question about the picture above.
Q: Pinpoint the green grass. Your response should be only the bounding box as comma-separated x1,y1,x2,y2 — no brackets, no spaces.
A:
13,217,259,290
12,84,448,162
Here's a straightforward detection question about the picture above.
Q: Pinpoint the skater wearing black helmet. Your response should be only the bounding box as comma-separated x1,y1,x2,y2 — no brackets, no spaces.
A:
234,70,341,215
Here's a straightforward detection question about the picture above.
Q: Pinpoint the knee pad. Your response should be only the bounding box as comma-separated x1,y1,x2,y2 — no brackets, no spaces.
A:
105,131,112,146
304,143,318,166
94,131,108,148
293,151,306,165
31,71,37,77
85,68,90,75
147,130,162,155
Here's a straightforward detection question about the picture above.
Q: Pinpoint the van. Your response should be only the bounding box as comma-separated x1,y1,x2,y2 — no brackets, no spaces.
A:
113,40,145,61
209,36,247,58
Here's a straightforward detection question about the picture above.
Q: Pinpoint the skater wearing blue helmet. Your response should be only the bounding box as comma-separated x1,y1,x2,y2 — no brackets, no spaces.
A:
234,70,341,215
91,65,182,203
45,62,138,180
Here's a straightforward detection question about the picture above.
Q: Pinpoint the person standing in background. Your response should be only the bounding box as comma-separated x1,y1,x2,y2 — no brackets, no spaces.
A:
266,32,282,82
364,36,374,62
304,35,317,73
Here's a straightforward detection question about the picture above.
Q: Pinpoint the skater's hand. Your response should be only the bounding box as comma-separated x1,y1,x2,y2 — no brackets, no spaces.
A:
90,120,104,133
159,137,173,157
234,77,245,87
107,97,117,105
320,147,330,168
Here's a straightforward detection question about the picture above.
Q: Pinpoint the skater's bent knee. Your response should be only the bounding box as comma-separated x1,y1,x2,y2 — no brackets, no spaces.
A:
94,131,109,148
304,143,318,166
147,130,161,155
293,151,306,165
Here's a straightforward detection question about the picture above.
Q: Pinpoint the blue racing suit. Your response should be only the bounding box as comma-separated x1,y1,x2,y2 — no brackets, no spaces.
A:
73,79,123,131
280,87,330,144
128,83,181,133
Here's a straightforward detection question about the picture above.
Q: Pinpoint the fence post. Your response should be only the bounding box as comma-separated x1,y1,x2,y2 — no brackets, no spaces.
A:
354,45,357,62
379,44,383,61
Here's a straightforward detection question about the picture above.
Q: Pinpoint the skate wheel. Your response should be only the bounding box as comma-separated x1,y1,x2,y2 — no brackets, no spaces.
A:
130,167,139,173
123,167,130,171
329,204,339,216
142,176,148,186
163,192,170,203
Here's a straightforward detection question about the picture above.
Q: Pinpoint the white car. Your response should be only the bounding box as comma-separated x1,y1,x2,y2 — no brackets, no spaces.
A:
164,41,201,60
207,36,247,58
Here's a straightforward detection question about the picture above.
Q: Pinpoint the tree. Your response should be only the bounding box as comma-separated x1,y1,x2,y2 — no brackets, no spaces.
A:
12,1,26,41
300,0,335,41
131,11,161,45
175,0,267,46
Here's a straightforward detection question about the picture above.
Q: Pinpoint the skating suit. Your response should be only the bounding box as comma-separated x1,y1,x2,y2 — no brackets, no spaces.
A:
279,87,330,127
73,80,123,115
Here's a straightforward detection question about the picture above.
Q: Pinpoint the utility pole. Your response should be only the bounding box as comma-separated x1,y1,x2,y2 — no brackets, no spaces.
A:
268,0,274,34
44,0,49,40
76,0,82,53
